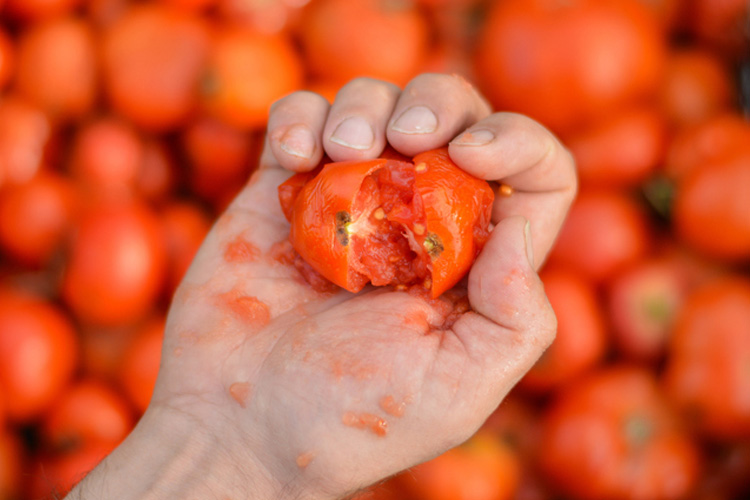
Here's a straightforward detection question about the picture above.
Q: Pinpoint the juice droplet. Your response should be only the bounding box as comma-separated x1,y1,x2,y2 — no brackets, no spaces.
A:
379,395,406,417
296,451,315,468
229,382,252,409
342,412,388,437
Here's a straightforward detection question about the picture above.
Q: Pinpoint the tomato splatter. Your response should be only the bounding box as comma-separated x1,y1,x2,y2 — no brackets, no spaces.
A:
223,234,260,263
342,412,388,437
296,451,315,468
217,289,271,328
379,395,407,417
228,382,251,408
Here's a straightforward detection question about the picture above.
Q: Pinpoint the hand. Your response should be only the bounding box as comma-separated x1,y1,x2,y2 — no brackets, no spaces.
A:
67,74,577,500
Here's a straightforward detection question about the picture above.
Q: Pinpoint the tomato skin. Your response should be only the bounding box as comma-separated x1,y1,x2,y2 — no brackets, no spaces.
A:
281,148,493,297
412,148,493,296
119,316,164,413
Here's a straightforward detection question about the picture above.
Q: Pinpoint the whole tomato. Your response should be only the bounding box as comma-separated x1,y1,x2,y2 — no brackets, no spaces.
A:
279,148,494,297
0,96,52,190
673,148,750,261
0,289,78,423
0,171,79,267
199,25,303,130
62,200,167,327
15,16,98,123
539,365,702,500
663,277,750,440
545,188,653,284
474,0,667,135
101,4,211,131
566,106,668,189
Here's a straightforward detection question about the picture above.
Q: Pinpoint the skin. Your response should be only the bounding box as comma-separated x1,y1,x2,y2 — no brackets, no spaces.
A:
66,74,577,500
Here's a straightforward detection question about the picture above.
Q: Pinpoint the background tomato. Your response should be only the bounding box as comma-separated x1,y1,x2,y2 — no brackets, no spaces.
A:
474,0,667,135
0,1,749,498
62,200,167,327
539,366,702,500
0,291,78,423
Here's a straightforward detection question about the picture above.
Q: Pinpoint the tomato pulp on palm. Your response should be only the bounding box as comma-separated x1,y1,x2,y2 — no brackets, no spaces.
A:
278,148,494,297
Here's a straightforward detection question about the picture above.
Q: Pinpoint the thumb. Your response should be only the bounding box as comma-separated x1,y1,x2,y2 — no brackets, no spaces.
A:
452,216,557,405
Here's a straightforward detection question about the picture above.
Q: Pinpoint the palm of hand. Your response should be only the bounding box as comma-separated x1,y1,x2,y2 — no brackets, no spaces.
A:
151,167,544,497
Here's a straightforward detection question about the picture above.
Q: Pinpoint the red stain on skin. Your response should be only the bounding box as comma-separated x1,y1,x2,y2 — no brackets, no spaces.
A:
342,412,388,437
229,382,252,408
269,239,339,294
402,309,430,332
403,286,470,331
173,347,183,357
218,289,271,328
224,234,260,263
296,451,315,468
379,395,407,417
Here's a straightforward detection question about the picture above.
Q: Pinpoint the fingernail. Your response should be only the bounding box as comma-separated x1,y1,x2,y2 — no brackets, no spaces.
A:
330,117,374,150
451,129,495,146
391,106,438,134
524,220,535,268
279,124,316,159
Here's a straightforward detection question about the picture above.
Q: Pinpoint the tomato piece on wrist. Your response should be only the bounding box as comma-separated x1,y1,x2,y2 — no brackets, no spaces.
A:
278,147,494,297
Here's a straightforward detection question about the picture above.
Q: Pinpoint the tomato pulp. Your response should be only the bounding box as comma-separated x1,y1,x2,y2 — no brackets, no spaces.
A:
279,148,494,297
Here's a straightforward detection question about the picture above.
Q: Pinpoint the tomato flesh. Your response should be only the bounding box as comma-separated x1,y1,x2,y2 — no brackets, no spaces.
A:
279,147,494,297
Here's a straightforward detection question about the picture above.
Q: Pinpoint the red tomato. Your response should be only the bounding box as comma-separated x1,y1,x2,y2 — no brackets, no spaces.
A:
519,267,607,393
279,148,494,297
0,96,52,190
182,116,256,205
69,116,144,196
101,4,211,131
399,430,521,500
0,290,78,422
566,106,668,189
136,138,178,203
673,149,750,261
474,0,667,135
658,48,737,127
15,16,98,123
0,171,79,267
607,256,689,362
539,365,702,500
663,277,750,440
62,200,167,327
546,189,653,284
664,112,750,181
684,0,748,56
119,316,164,413
41,378,135,451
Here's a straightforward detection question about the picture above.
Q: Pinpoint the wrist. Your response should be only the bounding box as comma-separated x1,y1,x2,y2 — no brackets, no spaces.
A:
65,404,312,500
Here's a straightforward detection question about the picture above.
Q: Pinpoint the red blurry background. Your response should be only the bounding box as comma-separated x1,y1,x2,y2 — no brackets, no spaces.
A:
1,0,749,499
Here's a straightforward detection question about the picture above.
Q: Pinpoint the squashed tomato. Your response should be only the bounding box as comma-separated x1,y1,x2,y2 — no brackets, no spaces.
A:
278,147,494,298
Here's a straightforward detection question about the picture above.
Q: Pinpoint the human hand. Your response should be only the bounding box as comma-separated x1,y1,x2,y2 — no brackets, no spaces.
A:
67,74,576,500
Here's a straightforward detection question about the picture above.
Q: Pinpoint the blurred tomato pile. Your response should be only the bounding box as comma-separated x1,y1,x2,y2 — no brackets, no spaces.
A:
0,0,749,498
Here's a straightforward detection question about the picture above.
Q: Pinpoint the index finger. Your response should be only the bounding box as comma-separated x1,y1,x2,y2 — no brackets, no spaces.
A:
448,112,577,268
